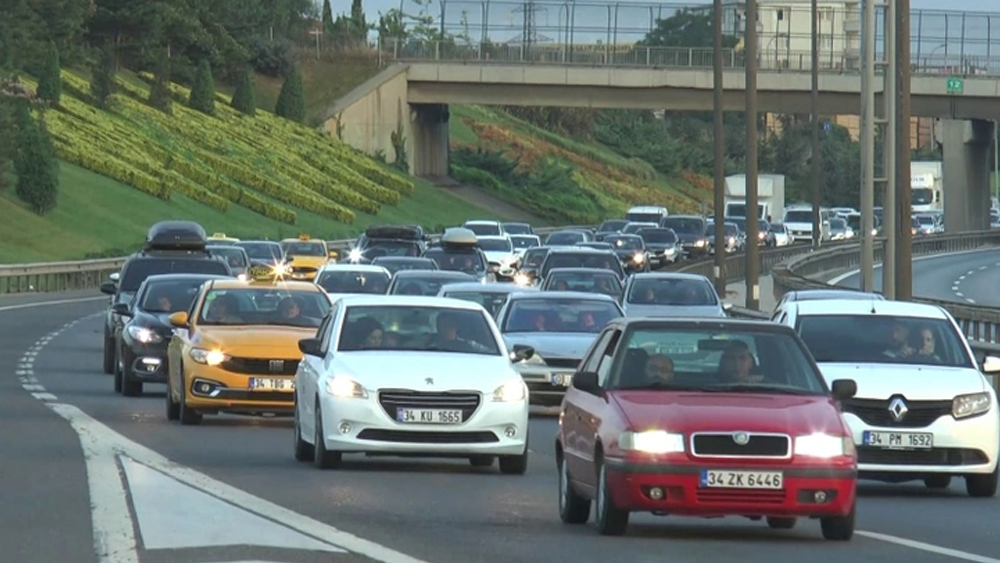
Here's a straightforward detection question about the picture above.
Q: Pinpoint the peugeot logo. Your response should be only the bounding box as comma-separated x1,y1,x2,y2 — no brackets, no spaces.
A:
888,397,909,421
732,432,750,445
425,377,434,385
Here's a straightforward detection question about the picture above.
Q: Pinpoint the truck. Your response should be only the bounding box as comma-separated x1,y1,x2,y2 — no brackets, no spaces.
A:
911,161,942,213
723,174,786,223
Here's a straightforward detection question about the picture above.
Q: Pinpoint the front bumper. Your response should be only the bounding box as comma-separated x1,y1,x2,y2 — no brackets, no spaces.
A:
122,339,170,383
604,458,856,517
319,394,529,456
184,366,295,415
517,365,575,404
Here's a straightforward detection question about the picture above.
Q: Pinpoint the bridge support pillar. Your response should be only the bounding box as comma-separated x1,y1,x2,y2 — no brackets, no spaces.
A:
409,103,450,178
942,119,993,232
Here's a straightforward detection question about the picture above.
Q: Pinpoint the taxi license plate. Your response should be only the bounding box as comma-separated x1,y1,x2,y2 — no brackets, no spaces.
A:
700,469,783,490
551,373,573,387
397,408,463,424
249,378,294,391
863,431,933,449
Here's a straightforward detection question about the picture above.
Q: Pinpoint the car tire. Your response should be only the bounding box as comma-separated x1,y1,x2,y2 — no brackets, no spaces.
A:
594,462,629,536
293,399,315,462
499,443,529,475
820,502,855,541
966,465,999,498
766,517,797,529
924,475,951,489
103,330,115,374
120,350,142,397
165,382,179,421
469,455,494,467
558,456,590,524
313,404,342,469
113,344,123,394
178,385,202,426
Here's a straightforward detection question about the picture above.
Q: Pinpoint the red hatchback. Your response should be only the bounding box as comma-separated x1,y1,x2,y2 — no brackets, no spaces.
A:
556,318,859,539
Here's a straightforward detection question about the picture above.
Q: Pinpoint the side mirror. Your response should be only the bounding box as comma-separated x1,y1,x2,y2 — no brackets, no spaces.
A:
112,303,131,317
109,272,120,282
831,378,858,401
328,250,338,259
572,371,601,394
100,282,117,296
722,301,733,312
982,355,1000,374
298,338,322,357
168,311,189,328
510,344,534,362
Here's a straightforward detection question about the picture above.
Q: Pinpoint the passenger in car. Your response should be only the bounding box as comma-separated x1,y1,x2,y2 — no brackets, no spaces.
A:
884,321,916,358
644,354,675,383
718,340,763,383
916,327,942,362
349,317,384,349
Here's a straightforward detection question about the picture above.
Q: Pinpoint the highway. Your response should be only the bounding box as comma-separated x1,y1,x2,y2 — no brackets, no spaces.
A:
6,290,1000,563
831,248,1000,306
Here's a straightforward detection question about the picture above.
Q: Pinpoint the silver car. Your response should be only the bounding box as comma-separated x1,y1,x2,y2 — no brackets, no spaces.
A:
620,272,728,318
437,282,537,318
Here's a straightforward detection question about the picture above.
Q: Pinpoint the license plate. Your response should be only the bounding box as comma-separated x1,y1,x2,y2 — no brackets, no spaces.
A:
551,373,573,387
396,408,463,424
700,469,784,490
249,378,294,391
863,431,933,449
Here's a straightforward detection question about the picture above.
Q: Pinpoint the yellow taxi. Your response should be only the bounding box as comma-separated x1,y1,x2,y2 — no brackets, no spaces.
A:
164,276,332,425
207,232,241,243
279,234,337,281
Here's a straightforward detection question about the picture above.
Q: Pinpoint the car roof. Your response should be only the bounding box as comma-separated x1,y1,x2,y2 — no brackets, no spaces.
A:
333,295,488,311
207,279,323,292
142,273,232,283
547,267,620,275
509,233,539,239
792,299,948,319
508,291,617,302
547,247,612,254
317,264,390,274
664,215,704,220
606,316,799,333
629,272,710,282
477,235,510,242
463,219,500,225
502,222,530,226
786,289,885,301
393,270,475,278
373,256,434,262
236,240,281,245
440,282,535,293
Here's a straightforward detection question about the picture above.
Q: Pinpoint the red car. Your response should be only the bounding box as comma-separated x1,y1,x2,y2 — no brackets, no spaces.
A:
556,317,859,539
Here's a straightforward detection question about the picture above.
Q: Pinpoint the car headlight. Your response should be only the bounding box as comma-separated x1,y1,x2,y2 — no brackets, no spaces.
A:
728,236,736,244
348,248,362,262
618,430,685,454
189,348,227,366
953,392,991,419
514,273,530,286
632,253,644,263
325,376,367,398
272,262,291,276
493,380,527,402
695,239,706,247
237,273,248,281
794,433,853,458
758,231,766,239
126,325,162,344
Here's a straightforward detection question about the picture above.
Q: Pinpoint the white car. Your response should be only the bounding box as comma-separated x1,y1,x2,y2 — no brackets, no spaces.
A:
476,235,519,280
772,298,1000,497
463,220,505,237
292,295,533,473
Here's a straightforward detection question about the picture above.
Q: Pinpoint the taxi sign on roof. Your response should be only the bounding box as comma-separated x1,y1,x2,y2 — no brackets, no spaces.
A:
212,232,227,237
299,233,311,240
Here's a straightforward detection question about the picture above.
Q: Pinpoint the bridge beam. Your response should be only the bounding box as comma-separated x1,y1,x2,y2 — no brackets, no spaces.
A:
942,119,994,232
410,103,450,178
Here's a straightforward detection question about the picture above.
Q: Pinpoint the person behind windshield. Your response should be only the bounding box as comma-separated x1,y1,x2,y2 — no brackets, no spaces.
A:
579,312,597,331
350,317,383,349
431,312,482,352
277,296,301,320
553,279,570,291
147,288,172,312
645,354,675,384
885,321,915,358
915,327,942,362
205,294,242,323
719,340,763,383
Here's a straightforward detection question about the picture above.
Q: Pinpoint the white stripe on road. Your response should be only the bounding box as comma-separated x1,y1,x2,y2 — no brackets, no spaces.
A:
0,296,105,312
857,531,1000,563
827,248,1000,285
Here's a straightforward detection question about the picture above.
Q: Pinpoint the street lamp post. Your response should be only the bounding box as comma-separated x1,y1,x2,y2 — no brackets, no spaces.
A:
713,0,727,298
895,0,913,300
859,0,876,292
810,0,820,250
744,0,760,310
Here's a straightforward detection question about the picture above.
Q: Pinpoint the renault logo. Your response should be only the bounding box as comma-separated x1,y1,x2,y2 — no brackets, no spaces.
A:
732,432,750,445
425,377,434,385
888,397,909,421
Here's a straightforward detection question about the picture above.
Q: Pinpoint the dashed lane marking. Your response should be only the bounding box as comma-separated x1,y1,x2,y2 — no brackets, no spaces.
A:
856,531,1000,563
0,296,105,313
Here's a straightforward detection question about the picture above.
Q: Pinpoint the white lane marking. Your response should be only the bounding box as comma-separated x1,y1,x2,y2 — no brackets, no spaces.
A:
121,457,344,552
828,248,1000,285
857,531,1000,563
956,292,965,298
980,265,988,270
959,275,966,280
967,298,977,303
31,392,58,401
952,285,960,291
0,295,105,312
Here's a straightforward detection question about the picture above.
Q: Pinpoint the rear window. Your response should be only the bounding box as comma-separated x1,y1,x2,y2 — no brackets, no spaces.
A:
121,258,231,292
661,218,703,234
542,252,624,279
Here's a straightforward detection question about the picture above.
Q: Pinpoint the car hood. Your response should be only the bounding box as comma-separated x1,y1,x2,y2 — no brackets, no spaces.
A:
191,325,318,359
288,256,329,269
610,391,844,434
816,363,988,399
503,332,598,360
333,352,517,389
623,303,725,318
645,243,677,251
675,232,706,242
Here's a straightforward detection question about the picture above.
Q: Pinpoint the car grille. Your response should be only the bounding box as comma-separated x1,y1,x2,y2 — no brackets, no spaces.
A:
378,390,481,421
857,447,989,466
696,489,787,505
356,429,498,443
220,357,299,375
841,398,952,428
292,266,317,274
691,433,790,458
544,358,580,369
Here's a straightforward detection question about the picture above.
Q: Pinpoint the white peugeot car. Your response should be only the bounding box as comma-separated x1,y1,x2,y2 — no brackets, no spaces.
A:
773,298,1000,497
292,295,533,473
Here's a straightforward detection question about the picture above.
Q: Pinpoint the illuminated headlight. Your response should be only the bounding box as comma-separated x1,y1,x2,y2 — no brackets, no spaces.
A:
127,325,162,344
237,273,248,281
632,253,645,264
871,228,878,236
618,430,685,454
953,392,991,418
758,231,766,240
348,248,362,262
272,262,291,276
492,380,527,402
514,273,530,286
728,236,736,244
189,348,227,366
794,433,853,458
325,376,367,398
695,239,706,247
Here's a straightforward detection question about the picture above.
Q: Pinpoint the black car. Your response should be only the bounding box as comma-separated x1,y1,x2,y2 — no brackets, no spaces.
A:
602,234,651,274
515,246,552,286
538,247,626,284
636,227,681,267
100,221,233,375
351,224,426,262
660,215,709,259
233,240,285,271
539,267,623,299
112,273,231,396
594,219,628,242
370,256,439,275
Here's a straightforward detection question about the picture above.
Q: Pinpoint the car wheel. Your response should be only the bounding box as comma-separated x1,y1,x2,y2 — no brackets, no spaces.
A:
113,344,123,394
499,442,529,475
966,465,999,497
120,350,142,397
293,398,315,462
820,502,855,541
594,462,629,536
313,404,342,469
924,475,951,489
469,455,494,467
766,517,796,529
165,381,179,421
103,330,115,374
558,456,590,524
178,385,202,426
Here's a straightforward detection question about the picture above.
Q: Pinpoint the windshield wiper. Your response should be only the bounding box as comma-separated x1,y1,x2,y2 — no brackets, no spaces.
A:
708,383,817,395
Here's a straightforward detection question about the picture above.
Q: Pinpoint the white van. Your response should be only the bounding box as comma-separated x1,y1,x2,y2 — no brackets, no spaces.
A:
782,206,831,243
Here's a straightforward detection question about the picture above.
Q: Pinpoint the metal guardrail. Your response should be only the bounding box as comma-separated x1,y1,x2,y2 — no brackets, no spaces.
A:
0,224,595,294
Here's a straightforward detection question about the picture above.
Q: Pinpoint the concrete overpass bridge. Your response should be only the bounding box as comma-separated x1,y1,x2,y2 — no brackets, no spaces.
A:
325,41,1000,231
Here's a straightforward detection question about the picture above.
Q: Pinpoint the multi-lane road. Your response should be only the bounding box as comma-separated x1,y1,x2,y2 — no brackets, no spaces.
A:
5,254,1000,563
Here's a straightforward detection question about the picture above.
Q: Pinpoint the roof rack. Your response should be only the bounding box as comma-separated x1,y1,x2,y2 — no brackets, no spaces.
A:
144,220,208,252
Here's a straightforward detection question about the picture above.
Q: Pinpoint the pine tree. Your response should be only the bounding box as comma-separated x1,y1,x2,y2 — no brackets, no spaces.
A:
321,0,334,32
36,41,61,105
13,102,58,215
274,65,305,123
230,66,256,116
148,51,172,115
90,43,116,109
188,59,215,116
350,0,367,43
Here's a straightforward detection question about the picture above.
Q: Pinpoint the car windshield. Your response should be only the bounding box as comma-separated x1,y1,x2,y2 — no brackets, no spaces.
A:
705,223,738,236
543,252,624,279
771,223,787,233
236,242,283,261
622,223,656,234
422,248,486,273
830,218,846,230
628,278,719,306
464,223,500,236
391,274,475,296
606,236,643,250
727,218,746,232
510,236,539,250
610,327,826,394
503,223,532,235
545,272,622,298
371,258,437,274
282,241,325,257
503,298,622,333
661,218,703,234
140,280,209,313
797,315,974,368
197,288,330,328
521,248,549,268
120,258,231,292
598,220,628,232
442,291,512,317
546,232,585,245
363,240,421,259
316,270,390,294
338,305,500,355
208,247,248,268
478,238,513,252
639,229,677,243
784,210,812,223
916,215,934,225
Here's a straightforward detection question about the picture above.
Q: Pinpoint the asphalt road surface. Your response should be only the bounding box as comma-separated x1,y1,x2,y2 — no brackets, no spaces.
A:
832,248,1000,306
5,289,1000,563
